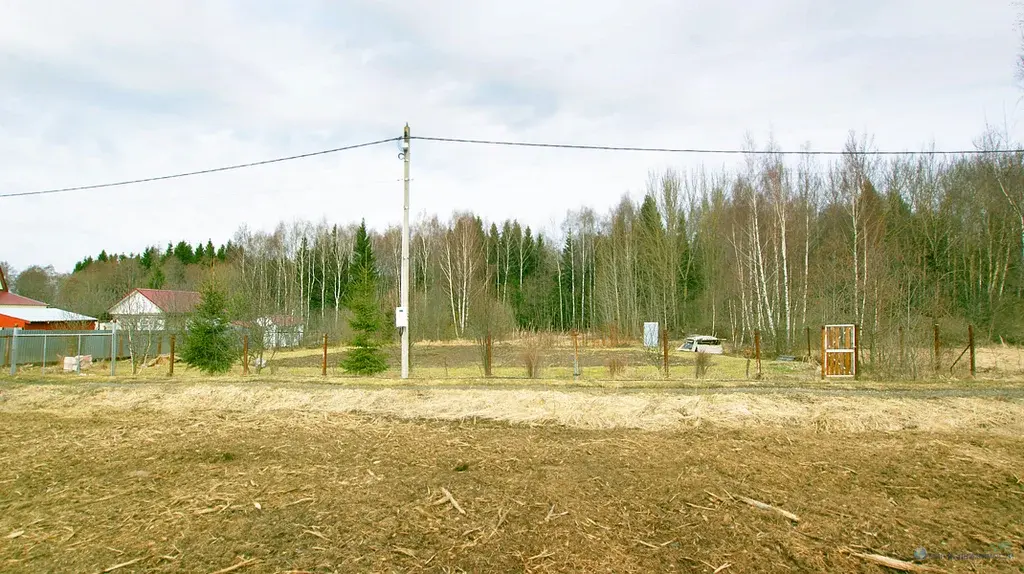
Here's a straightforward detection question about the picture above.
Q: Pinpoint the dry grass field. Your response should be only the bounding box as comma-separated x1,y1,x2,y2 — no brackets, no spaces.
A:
0,381,1022,573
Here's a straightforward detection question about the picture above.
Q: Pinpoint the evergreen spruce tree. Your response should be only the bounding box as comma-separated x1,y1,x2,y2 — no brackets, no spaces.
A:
147,265,166,289
181,283,237,374
340,221,388,375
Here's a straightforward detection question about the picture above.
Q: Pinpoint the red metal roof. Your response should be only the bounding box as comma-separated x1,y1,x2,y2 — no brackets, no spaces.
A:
0,291,47,307
135,289,201,314
0,265,47,306
265,314,303,327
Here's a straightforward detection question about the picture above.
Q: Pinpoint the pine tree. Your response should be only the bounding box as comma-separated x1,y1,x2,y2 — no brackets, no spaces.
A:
173,241,195,265
181,283,237,374
139,247,156,270
340,221,388,375
147,265,166,289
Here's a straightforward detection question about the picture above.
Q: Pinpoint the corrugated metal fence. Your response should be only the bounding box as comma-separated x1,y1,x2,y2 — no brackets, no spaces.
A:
0,328,176,374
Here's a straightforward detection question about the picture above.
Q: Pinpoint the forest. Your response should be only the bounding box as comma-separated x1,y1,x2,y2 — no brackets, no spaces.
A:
4,131,1023,352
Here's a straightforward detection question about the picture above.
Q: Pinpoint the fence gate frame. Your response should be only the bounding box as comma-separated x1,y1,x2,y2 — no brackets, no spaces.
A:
821,324,858,379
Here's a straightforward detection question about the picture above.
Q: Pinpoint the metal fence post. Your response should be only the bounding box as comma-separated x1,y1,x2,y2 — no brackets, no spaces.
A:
76,334,83,374
9,328,19,376
571,330,579,380
111,324,117,376
41,333,47,375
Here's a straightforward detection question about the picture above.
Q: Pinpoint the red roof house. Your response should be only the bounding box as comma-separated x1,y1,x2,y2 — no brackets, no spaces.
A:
0,266,46,308
109,288,201,331
0,265,97,329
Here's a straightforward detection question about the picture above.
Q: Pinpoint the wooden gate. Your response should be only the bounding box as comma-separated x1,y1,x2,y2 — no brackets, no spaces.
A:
821,324,857,378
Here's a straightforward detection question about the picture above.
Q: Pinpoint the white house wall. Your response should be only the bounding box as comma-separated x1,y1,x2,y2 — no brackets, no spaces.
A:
110,292,162,316
110,291,166,331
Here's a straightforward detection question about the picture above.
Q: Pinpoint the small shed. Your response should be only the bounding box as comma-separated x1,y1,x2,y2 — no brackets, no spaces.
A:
258,315,304,348
233,315,304,349
0,307,97,330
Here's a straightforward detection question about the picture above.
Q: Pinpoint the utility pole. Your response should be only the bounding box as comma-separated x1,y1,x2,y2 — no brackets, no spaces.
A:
400,124,411,379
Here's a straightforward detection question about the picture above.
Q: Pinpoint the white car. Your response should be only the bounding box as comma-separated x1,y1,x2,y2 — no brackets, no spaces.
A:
677,335,724,354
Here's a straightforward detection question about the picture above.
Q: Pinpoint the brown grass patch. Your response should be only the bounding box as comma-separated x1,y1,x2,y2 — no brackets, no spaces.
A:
2,382,1024,434
0,400,1021,573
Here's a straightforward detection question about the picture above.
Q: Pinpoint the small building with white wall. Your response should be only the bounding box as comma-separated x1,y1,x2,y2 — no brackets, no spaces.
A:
109,288,200,331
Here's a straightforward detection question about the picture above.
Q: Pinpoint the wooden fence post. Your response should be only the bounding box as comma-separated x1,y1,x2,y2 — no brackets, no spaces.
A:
854,324,860,379
661,327,669,379
968,324,975,378
898,325,905,373
169,335,175,377
322,334,328,376
820,326,826,379
933,324,940,373
754,329,762,379
485,330,493,377
242,335,249,376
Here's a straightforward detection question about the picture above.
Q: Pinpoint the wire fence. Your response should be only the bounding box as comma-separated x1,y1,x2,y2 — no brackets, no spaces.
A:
1,323,1017,382
0,328,176,375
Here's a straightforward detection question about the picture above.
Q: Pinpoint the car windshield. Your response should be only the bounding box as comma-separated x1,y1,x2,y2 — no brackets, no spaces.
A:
682,340,695,350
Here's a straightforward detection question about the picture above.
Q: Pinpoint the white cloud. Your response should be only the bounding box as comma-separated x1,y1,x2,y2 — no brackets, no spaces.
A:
0,0,1021,271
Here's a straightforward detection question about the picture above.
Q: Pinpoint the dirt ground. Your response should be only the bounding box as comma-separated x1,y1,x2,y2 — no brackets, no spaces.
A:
0,383,1022,573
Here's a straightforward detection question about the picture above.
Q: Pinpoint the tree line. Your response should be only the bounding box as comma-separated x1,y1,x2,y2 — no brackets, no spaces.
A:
4,131,1023,351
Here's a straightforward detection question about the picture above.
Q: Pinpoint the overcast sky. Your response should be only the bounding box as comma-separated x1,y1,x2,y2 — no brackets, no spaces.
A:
1,0,1021,272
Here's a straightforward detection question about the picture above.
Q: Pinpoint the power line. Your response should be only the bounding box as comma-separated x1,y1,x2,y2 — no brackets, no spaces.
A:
0,137,400,199
4,132,1022,200
412,135,1024,156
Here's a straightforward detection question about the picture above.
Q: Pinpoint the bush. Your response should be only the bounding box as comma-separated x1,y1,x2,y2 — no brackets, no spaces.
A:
477,333,493,377
521,335,548,378
606,357,625,378
694,351,713,379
